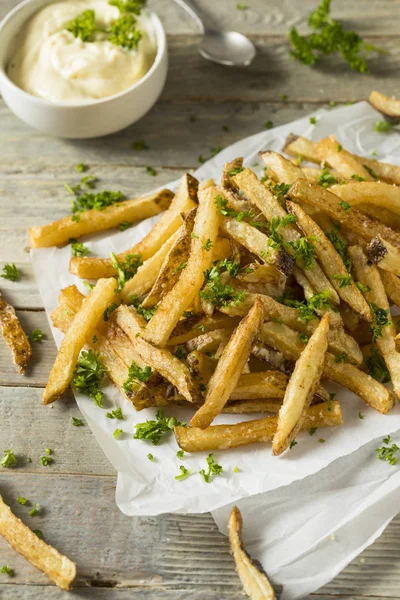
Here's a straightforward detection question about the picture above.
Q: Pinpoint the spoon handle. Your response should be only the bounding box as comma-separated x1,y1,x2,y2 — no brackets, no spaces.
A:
172,0,206,33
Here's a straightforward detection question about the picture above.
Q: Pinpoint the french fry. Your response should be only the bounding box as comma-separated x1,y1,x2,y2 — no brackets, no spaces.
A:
221,217,294,276
272,314,330,455
69,174,198,279
0,494,76,590
259,150,304,184
186,328,234,354
229,506,276,600
365,236,400,277
28,189,173,248
349,245,400,400
369,90,400,119
142,208,196,308
286,201,372,320
224,399,283,414
191,298,264,429
284,135,320,163
330,182,400,217
231,168,339,302
168,313,240,346
43,277,117,404
0,292,32,373
251,342,292,374
175,400,342,452
316,135,374,181
379,269,400,308
260,321,395,413
230,371,288,400
115,305,200,403
142,186,220,347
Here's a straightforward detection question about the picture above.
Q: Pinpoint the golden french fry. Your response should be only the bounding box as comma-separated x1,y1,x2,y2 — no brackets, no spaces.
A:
175,400,342,452
43,277,117,404
142,185,220,347
369,90,400,119
0,494,76,590
28,189,173,249
330,182,400,217
191,298,264,429
272,314,330,455
230,371,288,400
69,174,198,279
316,135,374,181
284,135,320,163
185,328,234,354
168,313,240,346
259,150,304,184
365,236,400,277
229,506,276,600
0,292,31,373
349,245,400,400
380,269,400,308
287,201,372,320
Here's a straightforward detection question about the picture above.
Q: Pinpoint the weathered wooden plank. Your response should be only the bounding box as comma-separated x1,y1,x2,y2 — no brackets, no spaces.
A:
0,267,43,309
0,0,399,35
0,588,247,600
0,387,115,475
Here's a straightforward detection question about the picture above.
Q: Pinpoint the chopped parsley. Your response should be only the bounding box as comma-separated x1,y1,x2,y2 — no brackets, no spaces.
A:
215,195,265,230
363,165,377,179
76,163,86,172
146,165,157,176
83,281,95,291
17,496,28,505
325,224,352,271
106,408,124,420
265,120,273,129
376,435,399,465
130,294,157,321
45,448,51,455
298,332,309,344
30,328,44,342
334,352,347,363
110,252,142,293
175,346,187,360
351,174,366,182
0,566,13,577
177,450,185,460
365,345,391,383
113,428,123,439
0,449,16,468
133,408,185,445
175,261,187,273
319,438,326,444
356,281,370,293
200,259,244,307
267,215,296,248
109,14,142,49
370,303,392,341
289,440,298,449
203,238,213,251
309,117,317,125
147,453,155,461
33,530,43,539
236,2,246,9
1,263,19,281
29,503,40,517
277,290,333,323
175,465,192,481
332,274,352,288
103,302,119,321
359,412,364,419
73,349,105,407
340,200,351,211
72,417,84,426
119,220,131,231
81,175,98,189
41,456,53,466
65,9,97,42
123,360,152,393
309,427,317,436
337,144,342,151
233,466,240,473
108,0,146,15
70,239,91,257
132,140,148,150
288,236,316,269
318,168,338,188
288,0,385,73
199,453,223,483
71,190,124,215
374,120,393,134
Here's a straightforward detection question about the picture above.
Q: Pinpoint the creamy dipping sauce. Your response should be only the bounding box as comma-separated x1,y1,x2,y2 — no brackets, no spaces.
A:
7,0,157,104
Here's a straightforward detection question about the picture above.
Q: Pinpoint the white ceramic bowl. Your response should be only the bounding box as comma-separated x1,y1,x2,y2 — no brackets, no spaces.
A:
0,0,167,138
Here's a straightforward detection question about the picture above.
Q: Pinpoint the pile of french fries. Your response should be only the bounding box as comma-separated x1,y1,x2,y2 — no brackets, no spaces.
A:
31,129,400,458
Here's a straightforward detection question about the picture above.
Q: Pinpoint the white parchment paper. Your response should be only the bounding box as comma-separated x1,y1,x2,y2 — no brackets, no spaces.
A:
31,102,400,596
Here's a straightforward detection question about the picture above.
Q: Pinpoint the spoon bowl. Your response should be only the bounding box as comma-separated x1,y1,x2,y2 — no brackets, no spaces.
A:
199,30,256,67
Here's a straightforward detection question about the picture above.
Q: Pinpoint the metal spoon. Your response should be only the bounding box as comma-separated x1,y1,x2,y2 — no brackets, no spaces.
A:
173,0,256,66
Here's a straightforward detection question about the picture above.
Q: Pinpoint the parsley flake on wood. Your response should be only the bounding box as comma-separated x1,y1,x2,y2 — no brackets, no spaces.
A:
72,417,84,426
1,263,20,281
199,453,223,483
175,465,192,481
146,165,157,176
73,349,105,407
133,408,185,445
0,449,16,468
132,140,148,150
123,360,151,393
30,328,44,342
76,163,87,173
41,456,53,466
0,566,13,577
17,496,28,505
29,503,40,517
70,239,91,257
265,120,273,129
376,435,399,465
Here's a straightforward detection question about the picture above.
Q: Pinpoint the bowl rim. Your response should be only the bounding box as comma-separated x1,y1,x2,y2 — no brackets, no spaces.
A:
0,0,167,109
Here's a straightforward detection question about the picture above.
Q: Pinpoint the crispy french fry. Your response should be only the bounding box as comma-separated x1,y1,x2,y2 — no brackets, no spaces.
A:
251,342,293,374
284,135,320,163
365,236,400,277
260,321,395,413
221,216,294,276
43,277,117,404
231,168,339,302
115,305,200,403
316,135,374,181
330,182,400,217
168,313,240,346
272,314,330,455
229,506,276,600
259,150,304,184
224,399,283,414
0,292,32,373
142,186,220,347
191,298,264,429
287,201,372,320
186,328,234,354
380,269,400,308
0,494,76,590
230,371,288,400
69,174,198,279
28,189,173,249
349,245,400,400
369,90,400,119
175,400,342,452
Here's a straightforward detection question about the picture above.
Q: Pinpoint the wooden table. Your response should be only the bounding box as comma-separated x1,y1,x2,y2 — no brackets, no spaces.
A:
1,0,400,597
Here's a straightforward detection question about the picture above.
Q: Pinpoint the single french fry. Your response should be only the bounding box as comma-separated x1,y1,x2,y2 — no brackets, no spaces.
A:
69,174,198,279
43,277,117,404
330,182,400,217
272,314,330,455
28,189,173,248
0,292,32,373
286,201,372,320
349,245,400,400
229,506,276,600
259,150,304,184
316,136,374,181
284,135,320,163
230,371,288,400
168,313,240,346
260,321,395,413
380,269,400,308
115,305,200,403
369,90,400,118
191,298,264,429
185,328,234,354
224,399,283,414
175,400,342,452
142,186,220,347
231,168,339,302
365,236,400,277
0,494,76,590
